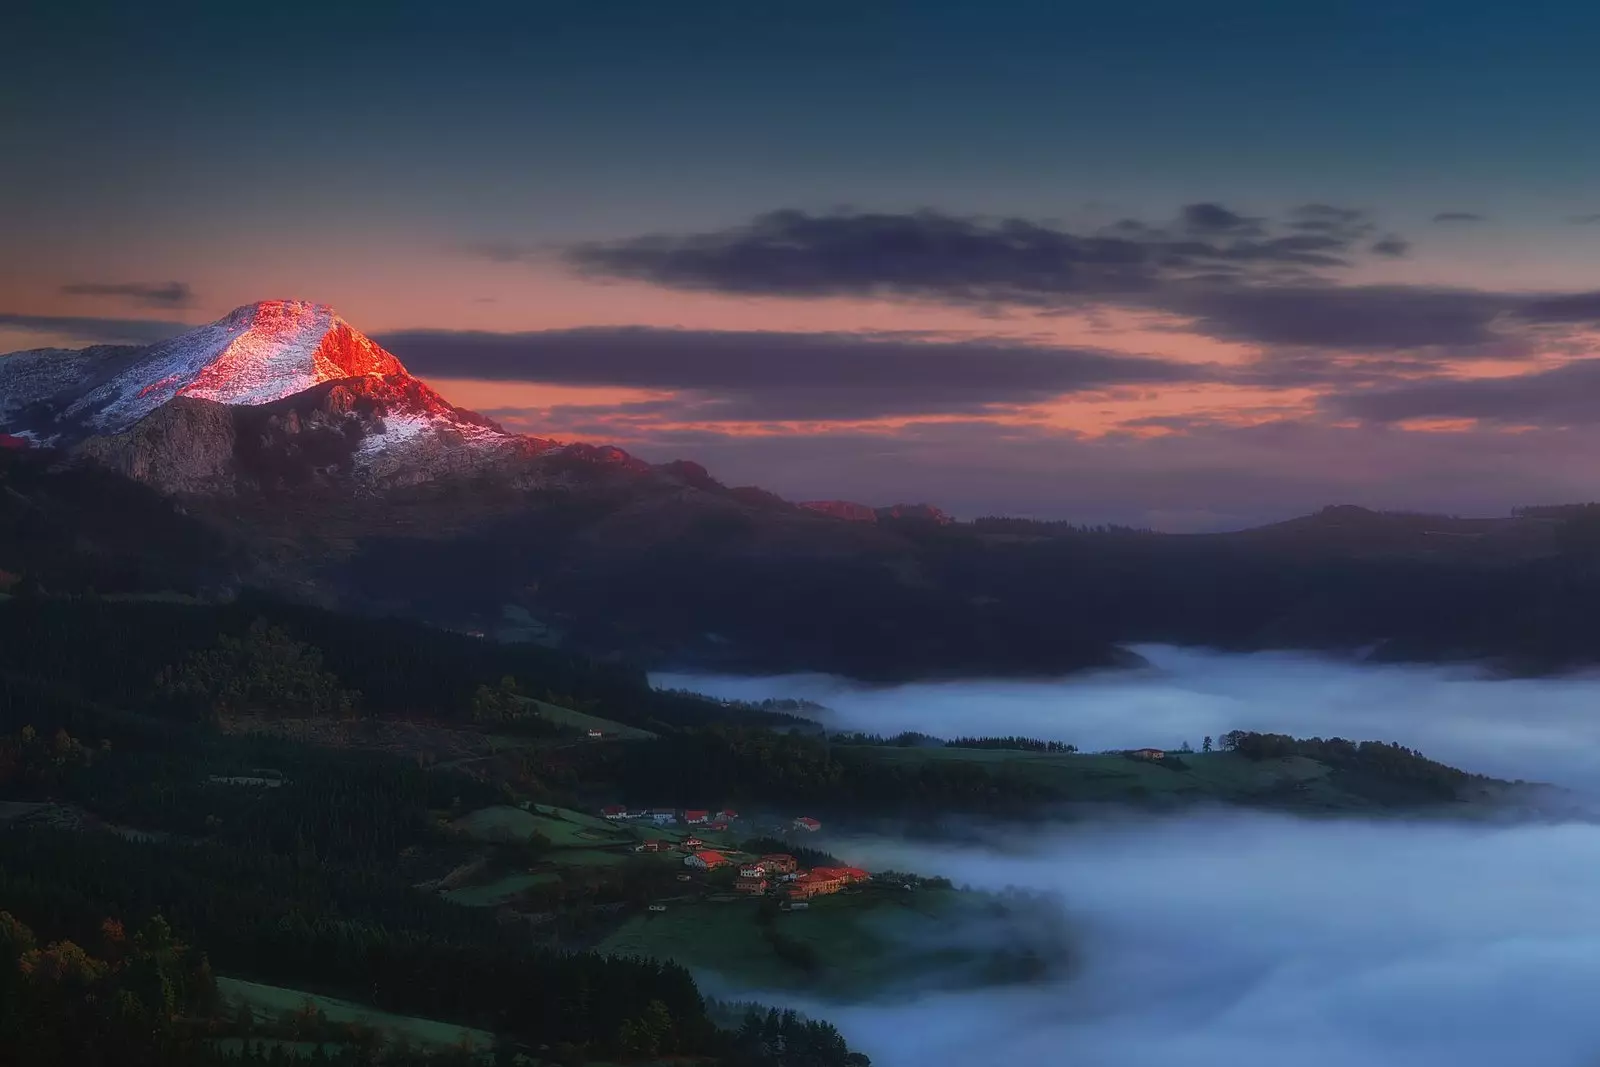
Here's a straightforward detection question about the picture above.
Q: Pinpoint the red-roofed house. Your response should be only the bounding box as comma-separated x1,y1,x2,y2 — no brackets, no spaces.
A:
785,866,868,899
681,836,705,850
685,850,730,870
759,854,798,874
784,873,822,899
717,809,739,821
734,876,768,895
600,805,628,820
739,864,767,878
792,817,821,832
684,810,711,825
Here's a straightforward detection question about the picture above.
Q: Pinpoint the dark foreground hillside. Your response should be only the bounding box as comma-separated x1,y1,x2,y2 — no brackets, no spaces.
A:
0,597,872,1066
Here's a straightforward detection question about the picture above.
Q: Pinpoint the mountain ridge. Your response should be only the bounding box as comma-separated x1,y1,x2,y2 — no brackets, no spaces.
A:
11,301,1600,680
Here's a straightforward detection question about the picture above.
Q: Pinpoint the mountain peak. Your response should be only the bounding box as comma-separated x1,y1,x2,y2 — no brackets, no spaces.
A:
48,299,403,433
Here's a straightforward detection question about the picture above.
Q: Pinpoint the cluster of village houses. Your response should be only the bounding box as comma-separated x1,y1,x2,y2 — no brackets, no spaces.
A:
599,806,864,901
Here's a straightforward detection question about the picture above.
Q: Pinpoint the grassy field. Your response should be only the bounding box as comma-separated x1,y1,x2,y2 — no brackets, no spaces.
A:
597,887,1038,999
548,848,631,867
451,804,636,847
601,901,783,981
441,804,680,904
854,746,1340,805
217,977,496,1050
518,697,657,740
441,872,561,906
465,804,747,853
530,804,624,833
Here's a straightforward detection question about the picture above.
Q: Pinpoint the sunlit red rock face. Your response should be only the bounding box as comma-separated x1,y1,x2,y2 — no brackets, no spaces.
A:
181,300,403,404
64,300,409,431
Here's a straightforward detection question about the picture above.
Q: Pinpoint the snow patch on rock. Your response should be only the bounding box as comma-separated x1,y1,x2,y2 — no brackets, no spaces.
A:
62,300,403,432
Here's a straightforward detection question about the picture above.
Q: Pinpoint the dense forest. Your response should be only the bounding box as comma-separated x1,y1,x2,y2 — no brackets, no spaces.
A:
831,732,1078,753
0,594,803,731
0,595,872,1066
1218,730,1477,800
588,727,1057,818
0,901,867,1066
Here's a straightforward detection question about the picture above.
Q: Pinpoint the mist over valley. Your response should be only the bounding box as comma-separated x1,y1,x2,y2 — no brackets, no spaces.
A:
660,648,1600,1065
660,644,1600,789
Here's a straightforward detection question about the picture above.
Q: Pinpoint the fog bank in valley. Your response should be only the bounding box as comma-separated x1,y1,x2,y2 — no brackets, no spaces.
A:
658,644,1600,788
807,815,1600,1067
657,648,1600,1065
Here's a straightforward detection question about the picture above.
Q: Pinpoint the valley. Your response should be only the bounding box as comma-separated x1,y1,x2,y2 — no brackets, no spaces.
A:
0,587,1571,1065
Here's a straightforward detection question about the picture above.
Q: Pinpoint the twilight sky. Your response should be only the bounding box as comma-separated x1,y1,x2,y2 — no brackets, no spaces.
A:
7,0,1600,529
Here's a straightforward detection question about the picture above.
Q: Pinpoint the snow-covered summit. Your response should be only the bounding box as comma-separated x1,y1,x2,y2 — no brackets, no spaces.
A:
0,300,541,489
62,300,405,432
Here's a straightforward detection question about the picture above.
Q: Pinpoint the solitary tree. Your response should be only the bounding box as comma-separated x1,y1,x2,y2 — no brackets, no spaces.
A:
1202,735,1213,753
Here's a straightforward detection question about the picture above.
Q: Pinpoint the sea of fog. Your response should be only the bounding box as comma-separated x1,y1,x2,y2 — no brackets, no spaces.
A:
657,643,1600,788
654,646,1600,1066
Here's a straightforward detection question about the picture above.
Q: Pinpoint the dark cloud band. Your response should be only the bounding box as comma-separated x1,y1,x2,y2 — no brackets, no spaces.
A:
59,281,195,308
1329,360,1600,426
0,312,189,345
550,205,1600,353
378,326,1212,421
560,205,1395,310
